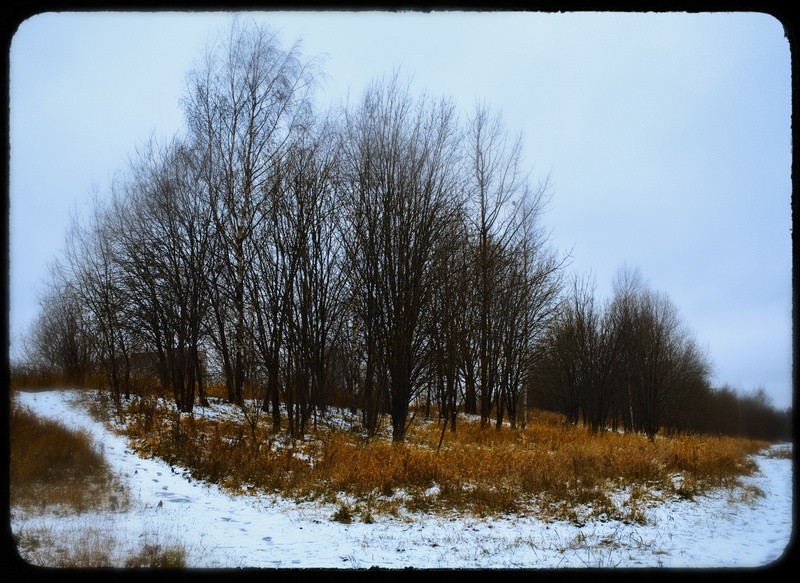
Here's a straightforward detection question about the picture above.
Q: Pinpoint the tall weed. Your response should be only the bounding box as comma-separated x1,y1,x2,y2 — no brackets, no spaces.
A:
119,398,770,523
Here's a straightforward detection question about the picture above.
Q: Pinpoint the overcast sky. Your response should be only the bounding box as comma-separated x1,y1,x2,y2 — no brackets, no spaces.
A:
7,11,793,409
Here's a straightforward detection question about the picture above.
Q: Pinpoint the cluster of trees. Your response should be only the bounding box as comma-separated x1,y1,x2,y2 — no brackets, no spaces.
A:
24,20,790,443
530,266,791,442
26,20,562,441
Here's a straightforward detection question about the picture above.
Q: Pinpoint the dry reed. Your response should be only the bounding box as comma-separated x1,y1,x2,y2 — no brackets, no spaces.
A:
120,397,770,523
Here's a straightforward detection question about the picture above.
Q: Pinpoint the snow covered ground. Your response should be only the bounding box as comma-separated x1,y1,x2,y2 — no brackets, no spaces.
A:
9,389,795,569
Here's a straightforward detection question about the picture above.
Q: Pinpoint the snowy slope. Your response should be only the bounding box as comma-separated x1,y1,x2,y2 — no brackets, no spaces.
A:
9,389,794,569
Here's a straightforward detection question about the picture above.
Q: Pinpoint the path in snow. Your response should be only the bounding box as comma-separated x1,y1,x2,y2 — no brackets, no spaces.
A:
10,389,794,569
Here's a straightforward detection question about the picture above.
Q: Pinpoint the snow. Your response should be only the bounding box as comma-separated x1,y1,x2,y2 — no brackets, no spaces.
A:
10,389,795,569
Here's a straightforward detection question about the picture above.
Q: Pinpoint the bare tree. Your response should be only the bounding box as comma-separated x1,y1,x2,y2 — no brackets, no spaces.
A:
27,272,96,384
248,113,346,437
534,271,618,430
285,117,348,433
498,231,562,429
463,102,555,428
660,335,711,435
117,138,215,412
182,17,320,406
340,73,462,441
424,205,470,439
609,266,711,439
59,194,133,410
607,264,646,431
626,289,680,439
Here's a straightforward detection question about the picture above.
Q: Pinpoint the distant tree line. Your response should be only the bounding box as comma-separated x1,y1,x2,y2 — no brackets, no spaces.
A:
528,267,792,442
21,19,791,444
689,385,792,442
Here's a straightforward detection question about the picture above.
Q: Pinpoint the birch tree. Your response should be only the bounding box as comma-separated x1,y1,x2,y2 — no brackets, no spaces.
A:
182,18,320,405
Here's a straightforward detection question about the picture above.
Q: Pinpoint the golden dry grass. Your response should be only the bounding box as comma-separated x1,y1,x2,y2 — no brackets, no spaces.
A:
10,400,188,568
120,398,770,524
9,403,128,514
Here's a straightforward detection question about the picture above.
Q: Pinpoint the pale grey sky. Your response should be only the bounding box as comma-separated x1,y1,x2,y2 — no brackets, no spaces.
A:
8,11,793,409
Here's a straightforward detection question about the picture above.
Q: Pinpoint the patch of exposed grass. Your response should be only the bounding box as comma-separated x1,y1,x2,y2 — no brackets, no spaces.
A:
726,483,766,506
14,526,115,567
10,400,190,568
13,526,187,568
764,446,793,460
124,542,187,568
9,403,129,514
332,502,354,524
118,396,771,524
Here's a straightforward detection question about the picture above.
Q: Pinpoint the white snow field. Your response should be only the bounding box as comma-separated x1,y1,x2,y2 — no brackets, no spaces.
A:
9,389,794,569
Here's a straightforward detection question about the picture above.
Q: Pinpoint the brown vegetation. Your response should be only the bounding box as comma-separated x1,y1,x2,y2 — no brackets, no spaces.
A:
121,396,768,525
9,398,187,568
9,366,108,392
9,385,774,564
10,402,126,513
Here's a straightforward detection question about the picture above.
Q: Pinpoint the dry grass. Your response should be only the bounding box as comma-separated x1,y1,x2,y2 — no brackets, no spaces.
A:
10,401,188,568
763,446,793,460
123,542,188,568
13,525,187,568
14,526,116,568
120,397,770,524
9,403,128,514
